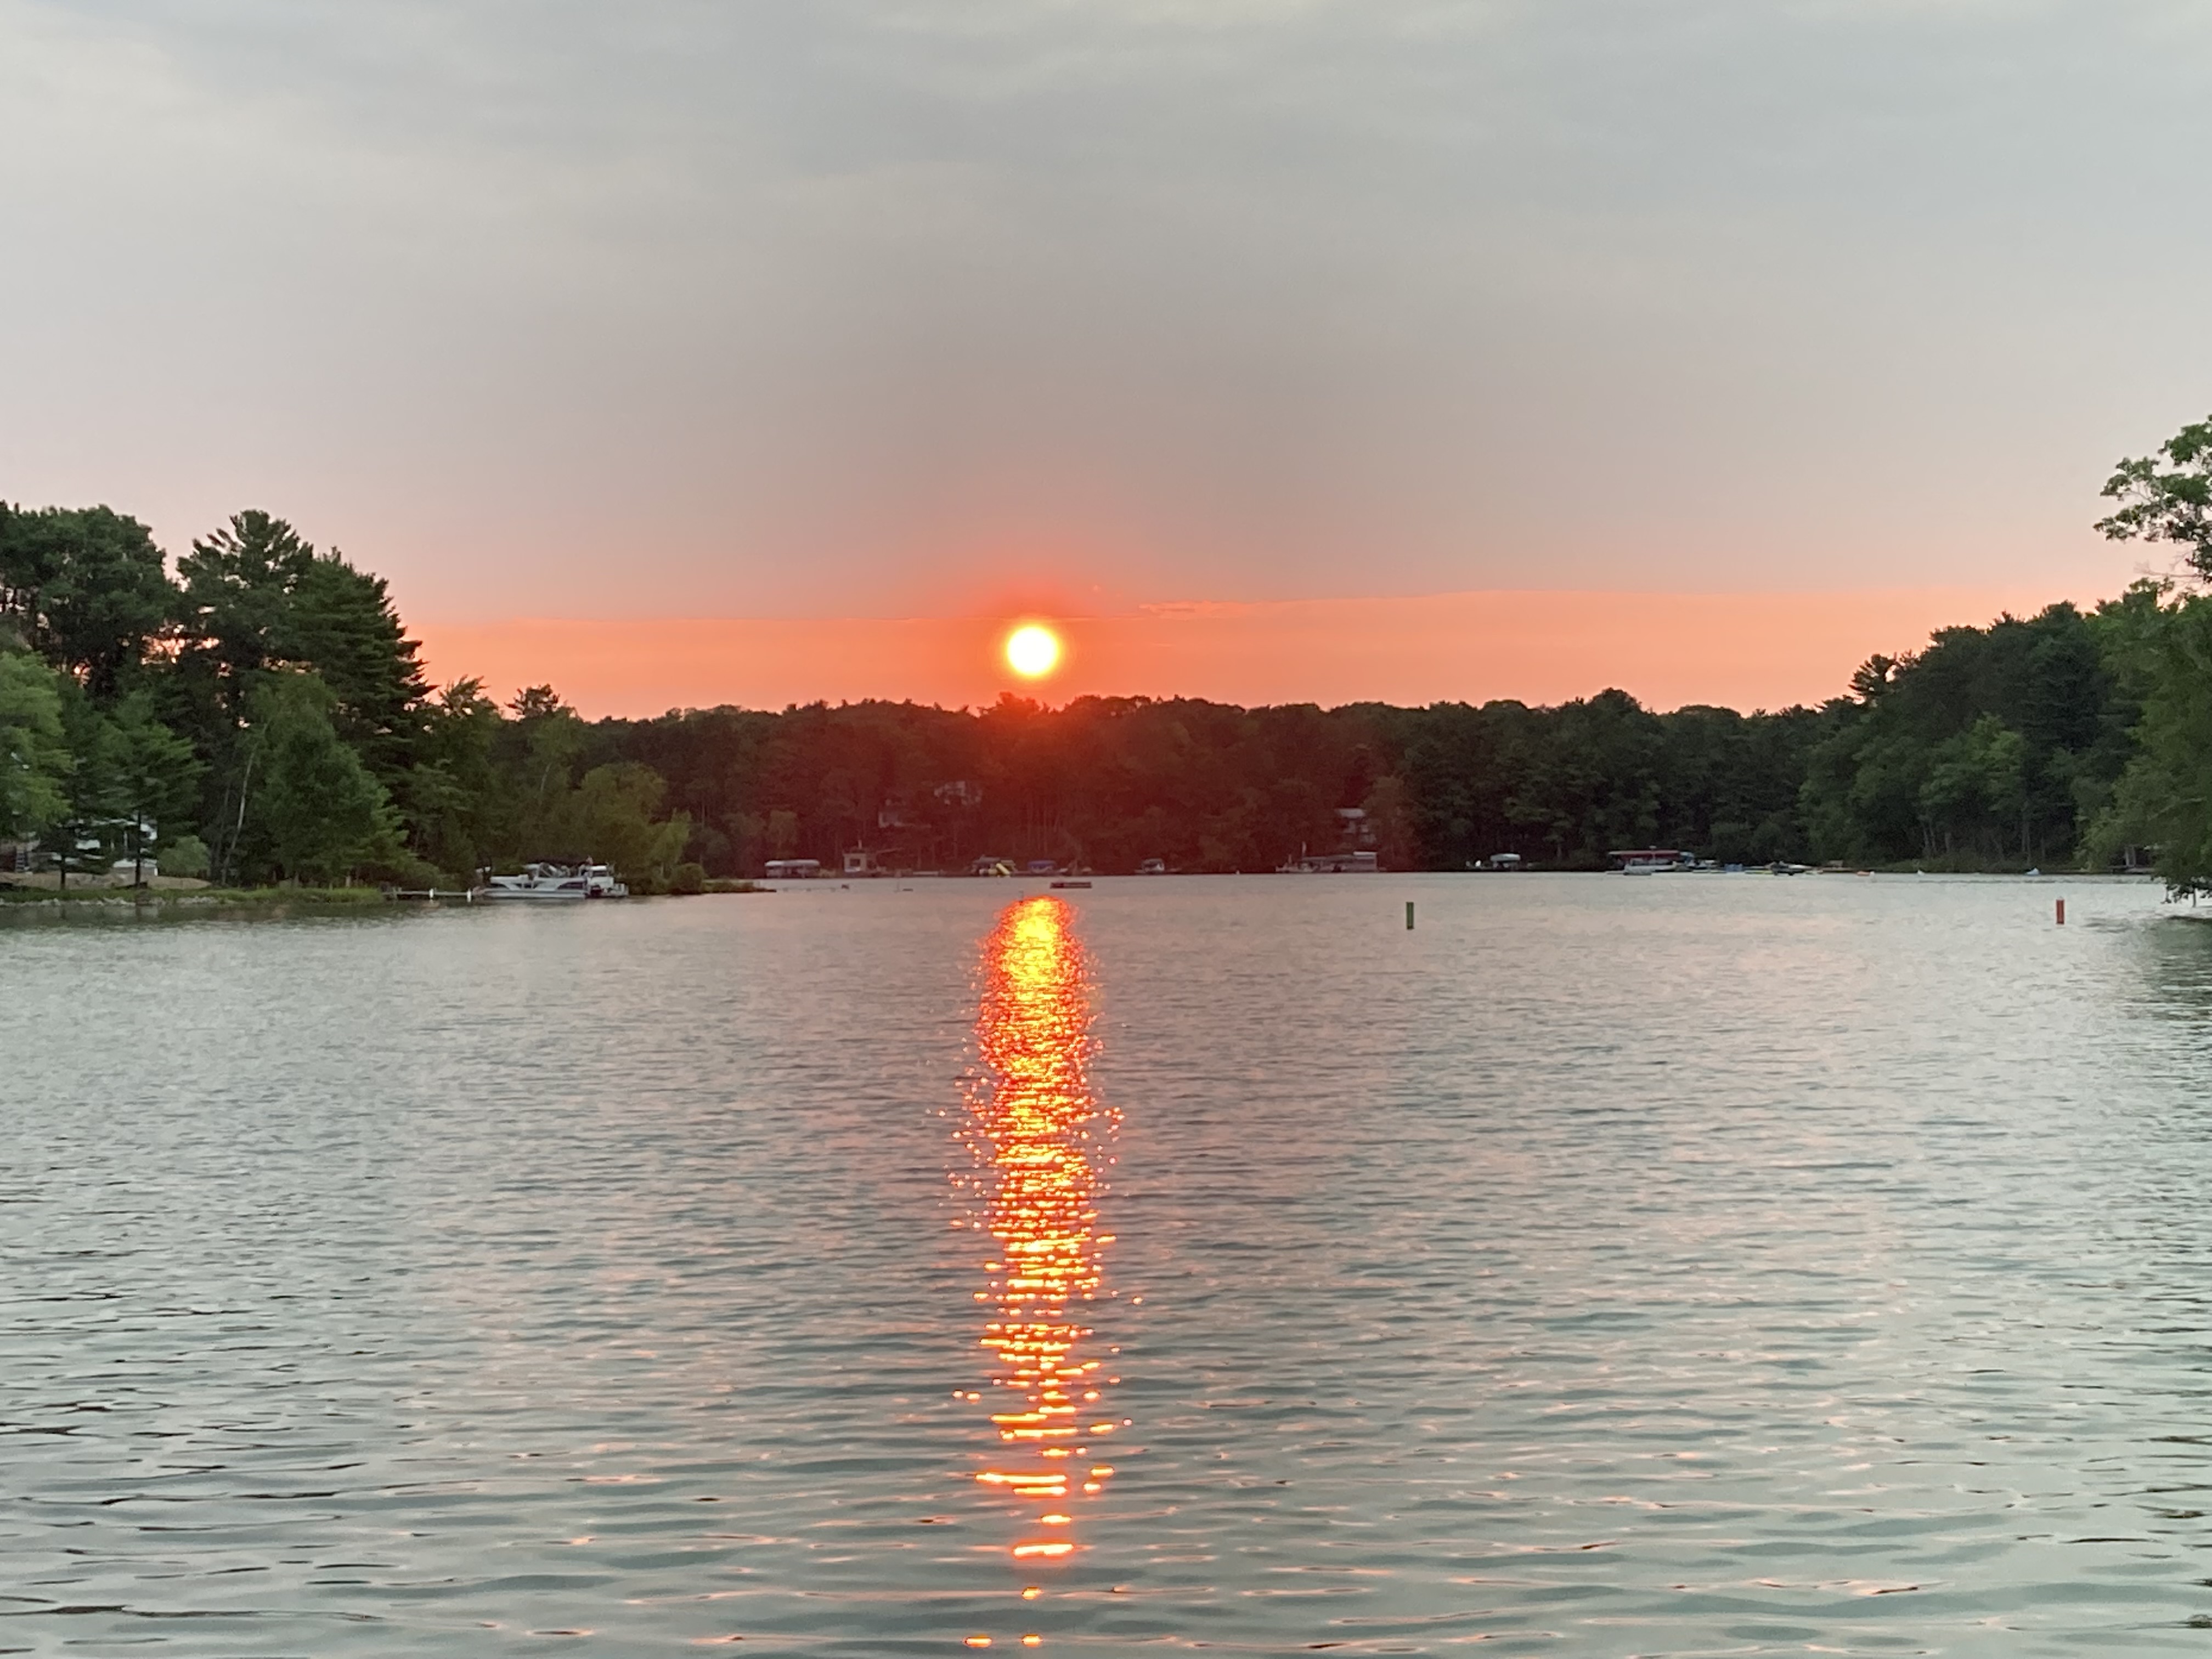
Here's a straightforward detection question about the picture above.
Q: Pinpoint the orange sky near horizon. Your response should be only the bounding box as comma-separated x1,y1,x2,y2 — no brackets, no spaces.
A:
412,585,2107,720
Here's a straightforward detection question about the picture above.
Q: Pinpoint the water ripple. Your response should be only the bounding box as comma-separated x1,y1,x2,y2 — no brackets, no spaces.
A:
3,877,2210,1651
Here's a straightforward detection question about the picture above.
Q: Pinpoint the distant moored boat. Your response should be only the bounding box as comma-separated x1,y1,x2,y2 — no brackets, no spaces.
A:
1278,850,1381,873
1610,848,1695,873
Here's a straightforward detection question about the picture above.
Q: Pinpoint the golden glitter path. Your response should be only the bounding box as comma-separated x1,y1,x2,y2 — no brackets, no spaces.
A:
958,895,1123,1596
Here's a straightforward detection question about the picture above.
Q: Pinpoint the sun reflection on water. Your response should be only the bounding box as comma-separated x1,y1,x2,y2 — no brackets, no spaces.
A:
961,896,1120,1565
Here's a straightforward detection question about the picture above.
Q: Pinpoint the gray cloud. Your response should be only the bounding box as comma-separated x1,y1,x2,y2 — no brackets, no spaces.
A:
3,0,2208,617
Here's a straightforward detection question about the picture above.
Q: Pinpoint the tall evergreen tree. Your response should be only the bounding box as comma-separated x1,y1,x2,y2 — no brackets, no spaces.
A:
276,552,430,792
172,511,431,863
174,510,319,713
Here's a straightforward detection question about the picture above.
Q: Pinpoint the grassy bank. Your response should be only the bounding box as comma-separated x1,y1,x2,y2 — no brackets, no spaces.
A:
0,881,767,910
0,884,389,910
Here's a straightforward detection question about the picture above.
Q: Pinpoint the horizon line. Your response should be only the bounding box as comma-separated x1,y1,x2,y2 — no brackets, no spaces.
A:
411,583,2120,721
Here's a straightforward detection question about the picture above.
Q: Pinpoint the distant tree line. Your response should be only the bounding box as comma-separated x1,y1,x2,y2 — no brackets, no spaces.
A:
9,414,2212,889
601,692,1833,875
583,610,2132,876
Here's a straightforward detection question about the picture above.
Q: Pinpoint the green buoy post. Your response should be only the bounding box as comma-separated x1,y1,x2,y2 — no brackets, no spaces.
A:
1406,901,1415,930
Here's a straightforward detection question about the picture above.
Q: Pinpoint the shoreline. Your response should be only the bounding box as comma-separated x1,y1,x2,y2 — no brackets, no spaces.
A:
0,881,766,912
0,885,389,912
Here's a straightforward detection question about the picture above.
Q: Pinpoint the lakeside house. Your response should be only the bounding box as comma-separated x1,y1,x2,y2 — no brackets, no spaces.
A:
6,816,162,879
1279,804,1385,872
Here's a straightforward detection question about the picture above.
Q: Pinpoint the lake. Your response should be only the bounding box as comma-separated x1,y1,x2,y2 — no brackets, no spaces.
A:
6,873,2212,1656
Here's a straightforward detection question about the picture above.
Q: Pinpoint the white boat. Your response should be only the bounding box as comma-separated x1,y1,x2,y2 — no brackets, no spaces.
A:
477,862,629,900
1610,848,1694,873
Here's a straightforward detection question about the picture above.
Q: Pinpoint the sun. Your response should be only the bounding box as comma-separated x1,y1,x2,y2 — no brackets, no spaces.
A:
1005,624,1062,679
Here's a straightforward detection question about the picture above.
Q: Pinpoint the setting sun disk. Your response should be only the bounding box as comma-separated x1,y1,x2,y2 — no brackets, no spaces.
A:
1006,625,1062,679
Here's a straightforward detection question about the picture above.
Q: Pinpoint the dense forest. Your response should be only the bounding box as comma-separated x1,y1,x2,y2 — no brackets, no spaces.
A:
7,416,2212,890
591,595,2143,875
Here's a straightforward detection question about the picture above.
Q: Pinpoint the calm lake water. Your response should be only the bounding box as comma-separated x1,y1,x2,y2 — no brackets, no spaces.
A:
8,874,2212,1656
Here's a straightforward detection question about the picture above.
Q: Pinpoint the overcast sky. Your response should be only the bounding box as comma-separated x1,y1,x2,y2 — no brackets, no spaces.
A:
4,0,2209,627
